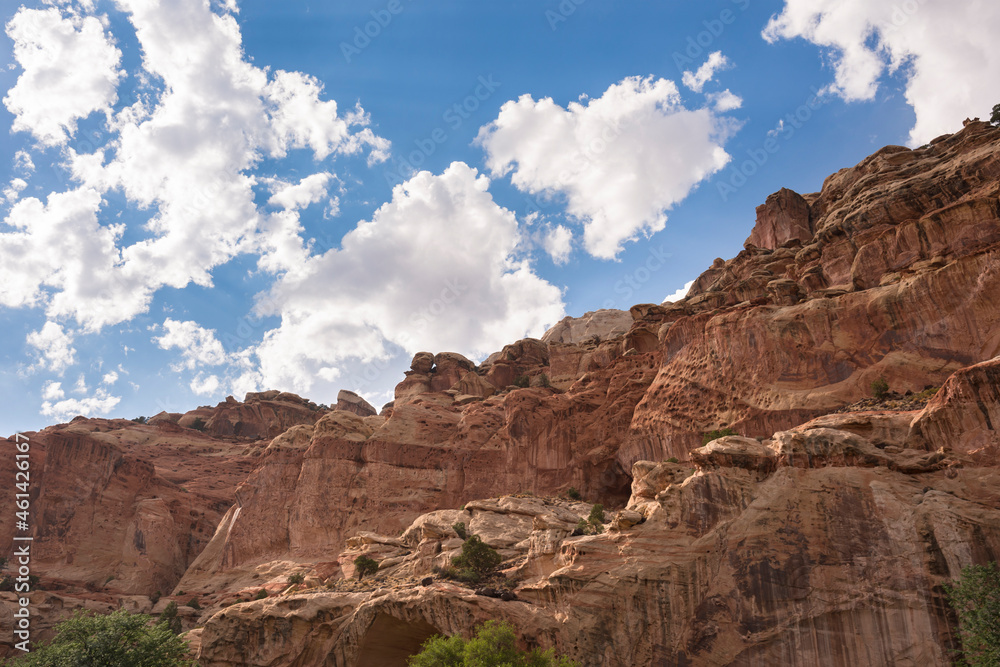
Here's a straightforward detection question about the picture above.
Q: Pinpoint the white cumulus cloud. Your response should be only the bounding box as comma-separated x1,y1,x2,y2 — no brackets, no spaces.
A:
663,279,695,303
190,373,221,396
4,7,124,146
2,0,389,334
153,319,229,371
682,51,731,93
244,162,565,394
477,76,736,260
26,321,77,373
542,225,574,265
267,172,333,211
763,0,1000,144
41,380,64,401
41,387,120,422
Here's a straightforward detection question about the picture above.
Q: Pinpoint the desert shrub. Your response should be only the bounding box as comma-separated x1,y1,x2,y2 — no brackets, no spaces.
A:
185,597,200,610
572,518,589,536
452,535,502,577
157,601,182,635
452,522,468,540
539,373,551,388
190,417,207,432
565,486,581,501
991,103,1000,125
946,561,1000,666
666,457,679,463
11,609,193,666
408,620,579,666
254,589,268,600
354,555,380,579
588,504,605,531
288,573,305,585
513,375,530,388
150,590,162,605
871,377,890,401
132,416,146,424
702,427,737,445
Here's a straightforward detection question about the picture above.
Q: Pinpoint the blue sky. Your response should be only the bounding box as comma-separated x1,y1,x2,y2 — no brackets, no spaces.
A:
1,0,997,436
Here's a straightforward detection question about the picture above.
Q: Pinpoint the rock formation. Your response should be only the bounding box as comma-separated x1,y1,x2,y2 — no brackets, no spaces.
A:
3,120,999,664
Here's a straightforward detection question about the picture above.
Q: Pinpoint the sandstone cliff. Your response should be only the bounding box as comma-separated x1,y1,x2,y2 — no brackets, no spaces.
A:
3,120,999,665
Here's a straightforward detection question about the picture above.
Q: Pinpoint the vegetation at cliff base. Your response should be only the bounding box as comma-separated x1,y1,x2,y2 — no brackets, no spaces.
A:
946,561,1000,666
354,554,380,579
452,521,468,540
871,377,890,401
702,427,737,445
408,620,578,667
158,601,182,635
451,535,502,582
11,609,193,666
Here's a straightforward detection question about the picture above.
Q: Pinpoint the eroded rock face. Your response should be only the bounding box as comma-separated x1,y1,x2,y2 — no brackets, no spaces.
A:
10,123,1000,665
335,390,377,417
629,121,1000,461
909,357,1000,462
194,409,999,666
746,187,814,250
541,309,633,344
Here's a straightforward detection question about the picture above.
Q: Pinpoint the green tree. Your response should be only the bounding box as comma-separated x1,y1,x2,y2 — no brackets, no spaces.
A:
452,522,468,540
157,601,182,636
588,504,605,533
408,620,578,666
12,609,193,666
451,535,502,579
354,555,379,579
871,377,889,401
991,103,1000,125
702,427,738,445
946,561,1000,666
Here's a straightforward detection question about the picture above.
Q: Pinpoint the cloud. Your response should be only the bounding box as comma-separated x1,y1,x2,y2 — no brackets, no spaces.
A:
102,370,118,385
2,0,389,333
542,225,573,265
245,162,565,394
41,387,120,422
26,321,76,373
663,279,695,303
0,188,133,329
190,373,221,396
267,172,333,210
14,151,35,174
763,0,1000,144
153,319,229,370
682,51,731,93
2,178,27,204
41,381,64,401
477,76,736,259
4,7,124,146
708,90,743,112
